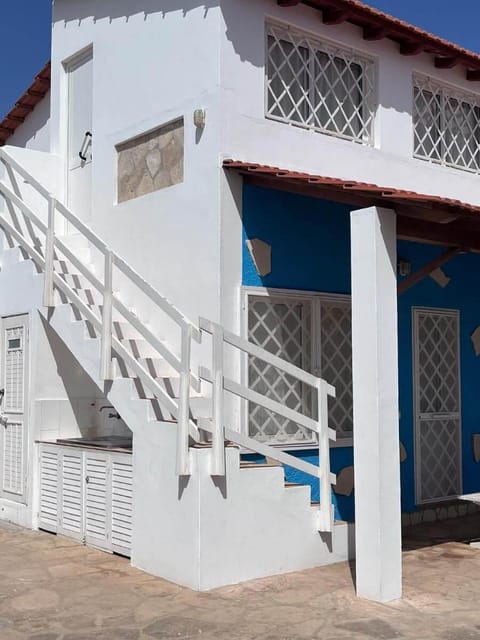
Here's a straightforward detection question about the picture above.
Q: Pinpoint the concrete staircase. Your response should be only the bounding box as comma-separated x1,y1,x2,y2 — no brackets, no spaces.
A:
0,146,352,589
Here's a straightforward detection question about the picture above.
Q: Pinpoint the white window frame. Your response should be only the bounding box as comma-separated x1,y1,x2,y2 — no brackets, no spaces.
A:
413,74,480,174
242,286,353,449
412,306,463,505
265,20,376,145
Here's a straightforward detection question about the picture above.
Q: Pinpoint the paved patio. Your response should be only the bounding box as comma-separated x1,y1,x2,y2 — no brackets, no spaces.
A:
1,516,480,639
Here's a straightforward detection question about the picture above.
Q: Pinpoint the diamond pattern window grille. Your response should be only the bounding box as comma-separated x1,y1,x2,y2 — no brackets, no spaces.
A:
266,22,375,144
414,76,480,174
247,293,353,445
419,418,461,502
320,302,353,438
248,297,313,444
417,313,459,414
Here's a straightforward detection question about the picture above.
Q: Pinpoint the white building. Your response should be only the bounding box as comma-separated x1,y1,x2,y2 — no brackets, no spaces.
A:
1,0,480,601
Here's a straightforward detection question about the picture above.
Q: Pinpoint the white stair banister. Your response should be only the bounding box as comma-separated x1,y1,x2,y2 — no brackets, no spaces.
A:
199,318,337,531
318,379,336,532
43,194,56,307
175,324,193,475
211,322,225,476
101,250,114,380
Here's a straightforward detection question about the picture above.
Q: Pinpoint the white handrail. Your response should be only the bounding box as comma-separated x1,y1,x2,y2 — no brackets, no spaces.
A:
199,318,337,532
0,148,200,462
0,149,337,530
0,149,199,339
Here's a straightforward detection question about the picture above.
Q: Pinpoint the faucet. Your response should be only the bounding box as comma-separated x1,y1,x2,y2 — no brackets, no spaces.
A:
99,405,121,420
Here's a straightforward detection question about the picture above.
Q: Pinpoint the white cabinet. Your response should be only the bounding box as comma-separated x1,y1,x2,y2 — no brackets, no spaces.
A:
38,444,133,556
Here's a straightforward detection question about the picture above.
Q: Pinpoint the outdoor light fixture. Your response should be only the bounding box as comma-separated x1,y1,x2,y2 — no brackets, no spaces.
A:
397,258,411,277
194,108,206,128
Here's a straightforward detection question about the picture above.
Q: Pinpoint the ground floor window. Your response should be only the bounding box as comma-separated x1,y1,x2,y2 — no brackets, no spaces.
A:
245,288,352,447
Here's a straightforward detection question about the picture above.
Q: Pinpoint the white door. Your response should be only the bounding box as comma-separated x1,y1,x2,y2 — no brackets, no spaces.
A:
110,454,133,556
85,451,111,551
413,308,462,504
58,449,84,541
0,315,28,503
66,49,93,225
38,445,60,533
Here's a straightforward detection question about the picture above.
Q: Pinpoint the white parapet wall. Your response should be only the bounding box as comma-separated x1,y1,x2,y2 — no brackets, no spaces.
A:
132,421,353,591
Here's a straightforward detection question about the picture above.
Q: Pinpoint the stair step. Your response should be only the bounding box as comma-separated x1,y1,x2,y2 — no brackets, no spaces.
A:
284,481,310,488
1,247,25,268
119,338,160,359
112,356,176,380
240,461,283,469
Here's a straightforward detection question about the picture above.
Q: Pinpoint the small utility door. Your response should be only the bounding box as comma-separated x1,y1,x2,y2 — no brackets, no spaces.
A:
413,308,462,504
66,49,93,226
0,315,29,503
85,451,111,552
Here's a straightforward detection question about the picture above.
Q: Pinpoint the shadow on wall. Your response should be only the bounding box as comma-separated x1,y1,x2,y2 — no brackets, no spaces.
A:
54,0,220,25
54,0,411,117
40,314,100,431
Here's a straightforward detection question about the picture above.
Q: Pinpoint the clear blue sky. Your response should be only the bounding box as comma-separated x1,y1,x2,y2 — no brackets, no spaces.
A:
1,1,480,120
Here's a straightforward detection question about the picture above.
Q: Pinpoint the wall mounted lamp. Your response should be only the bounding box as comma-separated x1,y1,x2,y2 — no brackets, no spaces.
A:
194,108,206,128
397,258,411,277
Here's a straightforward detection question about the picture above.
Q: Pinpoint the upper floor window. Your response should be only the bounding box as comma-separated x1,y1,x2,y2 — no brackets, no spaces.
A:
266,22,375,144
414,76,480,173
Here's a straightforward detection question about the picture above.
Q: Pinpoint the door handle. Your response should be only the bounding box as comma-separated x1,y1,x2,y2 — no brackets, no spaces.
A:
79,131,92,161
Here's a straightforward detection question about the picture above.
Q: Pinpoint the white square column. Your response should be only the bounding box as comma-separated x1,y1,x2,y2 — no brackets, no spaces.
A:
350,206,402,602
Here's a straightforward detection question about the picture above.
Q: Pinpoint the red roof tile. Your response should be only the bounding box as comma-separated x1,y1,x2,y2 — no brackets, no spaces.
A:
223,159,480,218
0,62,51,146
279,0,480,79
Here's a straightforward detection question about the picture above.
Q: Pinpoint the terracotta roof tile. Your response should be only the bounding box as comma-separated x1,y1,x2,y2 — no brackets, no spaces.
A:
280,0,480,78
223,159,480,217
0,62,51,146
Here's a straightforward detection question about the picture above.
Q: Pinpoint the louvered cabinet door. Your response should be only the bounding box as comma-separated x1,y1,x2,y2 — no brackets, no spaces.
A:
110,454,133,556
38,446,60,533
58,450,84,541
84,451,111,551
1,316,29,503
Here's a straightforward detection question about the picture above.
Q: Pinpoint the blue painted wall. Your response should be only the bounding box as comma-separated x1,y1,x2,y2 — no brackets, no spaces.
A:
242,183,480,521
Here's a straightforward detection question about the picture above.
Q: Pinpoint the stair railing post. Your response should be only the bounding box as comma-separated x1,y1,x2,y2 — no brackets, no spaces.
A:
176,324,192,475
100,250,114,380
42,195,56,307
210,322,225,476
318,379,333,532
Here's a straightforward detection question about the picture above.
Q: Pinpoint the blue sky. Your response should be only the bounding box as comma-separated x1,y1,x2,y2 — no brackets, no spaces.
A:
1,1,480,120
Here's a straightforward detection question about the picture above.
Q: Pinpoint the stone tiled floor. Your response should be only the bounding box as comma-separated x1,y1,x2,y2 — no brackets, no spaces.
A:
2,516,480,639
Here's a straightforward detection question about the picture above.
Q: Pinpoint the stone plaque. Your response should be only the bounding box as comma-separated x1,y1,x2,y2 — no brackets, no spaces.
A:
117,118,184,203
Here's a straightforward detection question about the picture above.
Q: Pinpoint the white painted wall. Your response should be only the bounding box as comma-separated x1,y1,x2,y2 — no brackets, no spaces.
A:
219,0,480,205
8,91,51,153
50,1,224,337
0,248,107,529
133,421,353,590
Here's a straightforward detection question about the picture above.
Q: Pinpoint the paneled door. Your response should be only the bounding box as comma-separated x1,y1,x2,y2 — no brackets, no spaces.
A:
413,308,462,504
66,48,93,227
0,315,28,503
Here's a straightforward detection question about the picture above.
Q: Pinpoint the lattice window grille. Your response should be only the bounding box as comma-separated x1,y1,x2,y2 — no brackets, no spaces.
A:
3,421,24,495
266,22,375,144
4,326,24,413
248,296,314,444
414,76,480,174
417,312,459,415
419,418,461,501
319,301,353,439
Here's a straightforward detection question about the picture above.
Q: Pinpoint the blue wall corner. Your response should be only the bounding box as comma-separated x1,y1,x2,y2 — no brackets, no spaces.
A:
242,183,480,520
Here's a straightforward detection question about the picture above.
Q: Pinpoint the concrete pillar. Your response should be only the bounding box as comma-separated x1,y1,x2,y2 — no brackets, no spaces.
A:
350,206,402,602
